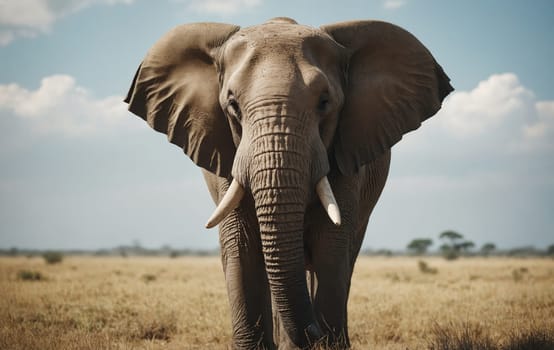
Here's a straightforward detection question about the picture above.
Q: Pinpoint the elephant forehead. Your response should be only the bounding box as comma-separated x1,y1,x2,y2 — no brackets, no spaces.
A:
229,22,334,53
222,24,344,79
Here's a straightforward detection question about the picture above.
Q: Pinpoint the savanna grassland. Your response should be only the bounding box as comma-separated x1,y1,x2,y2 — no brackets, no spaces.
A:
1,256,553,350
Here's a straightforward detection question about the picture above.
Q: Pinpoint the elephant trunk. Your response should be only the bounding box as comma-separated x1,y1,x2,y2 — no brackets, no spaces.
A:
237,110,322,346
221,107,330,346
251,157,321,346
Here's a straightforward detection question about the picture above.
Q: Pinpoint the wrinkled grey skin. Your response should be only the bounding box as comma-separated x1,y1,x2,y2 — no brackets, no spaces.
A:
125,17,452,349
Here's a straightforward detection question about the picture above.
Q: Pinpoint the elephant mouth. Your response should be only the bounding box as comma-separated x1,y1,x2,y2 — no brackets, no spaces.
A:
205,176,341,228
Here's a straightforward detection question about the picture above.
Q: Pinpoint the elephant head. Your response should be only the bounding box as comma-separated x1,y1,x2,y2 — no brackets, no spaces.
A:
125,17,452,346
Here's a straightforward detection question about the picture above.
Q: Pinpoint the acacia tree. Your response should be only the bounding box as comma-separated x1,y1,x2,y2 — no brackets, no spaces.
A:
458,241,475,255
439,231,477,259
439,230,464,260
481,242,496,257
407,239,433,255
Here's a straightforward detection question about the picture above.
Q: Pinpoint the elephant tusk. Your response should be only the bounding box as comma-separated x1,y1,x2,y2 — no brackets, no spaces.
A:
316,176,341,226
205,179,245,229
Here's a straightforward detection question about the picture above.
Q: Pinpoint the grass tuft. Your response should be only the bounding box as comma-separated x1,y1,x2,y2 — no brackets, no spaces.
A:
141,273,157,282
503,327,554,350
428,322,496,350
418,260,438,274
17,270,43,281
428,322,554,350
133,312,178,341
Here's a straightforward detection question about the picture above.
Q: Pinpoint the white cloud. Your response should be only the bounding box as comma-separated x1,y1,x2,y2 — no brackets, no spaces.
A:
0,0,261,44
0,0,134,45
524,101,554,140
0,75,135,136
392,71,554,196
383,0,406,10
425,73,554,152
438,73,535,136
183,0,262,16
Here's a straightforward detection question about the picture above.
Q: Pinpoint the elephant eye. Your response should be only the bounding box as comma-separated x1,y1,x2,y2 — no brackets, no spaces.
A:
226,96,241,120
317,93,330,114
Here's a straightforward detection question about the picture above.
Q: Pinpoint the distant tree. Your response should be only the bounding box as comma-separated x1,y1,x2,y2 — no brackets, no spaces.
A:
407,239,433,255
376,249,393,257
439,230,463,242
439,244,457,260
457,241,475,255
481,243,496,257
547,244,554,257
42,251,63,264
439,230,464,260
508,246,540,257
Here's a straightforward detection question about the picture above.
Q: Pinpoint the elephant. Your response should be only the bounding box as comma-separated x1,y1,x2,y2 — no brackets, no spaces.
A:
124,17,453,349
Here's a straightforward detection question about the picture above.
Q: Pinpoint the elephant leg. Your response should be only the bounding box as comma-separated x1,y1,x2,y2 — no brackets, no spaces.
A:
308,160,389,348
349,152,391,269
304,154,390,348
203,172,274,349
307,214,373,349
307,216,352,348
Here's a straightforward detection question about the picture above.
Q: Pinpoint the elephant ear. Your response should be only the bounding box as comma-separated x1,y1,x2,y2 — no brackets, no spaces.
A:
321,20,453,175
125,23,240,177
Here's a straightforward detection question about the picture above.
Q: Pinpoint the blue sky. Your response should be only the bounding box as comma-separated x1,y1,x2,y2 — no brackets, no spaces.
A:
0,0,553,251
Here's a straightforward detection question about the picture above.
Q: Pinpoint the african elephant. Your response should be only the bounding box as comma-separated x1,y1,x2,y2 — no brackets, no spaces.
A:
125,17,452,349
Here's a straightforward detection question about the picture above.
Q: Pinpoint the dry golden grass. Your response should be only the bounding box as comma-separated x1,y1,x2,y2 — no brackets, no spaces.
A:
348,257,554,349
0,256,552,349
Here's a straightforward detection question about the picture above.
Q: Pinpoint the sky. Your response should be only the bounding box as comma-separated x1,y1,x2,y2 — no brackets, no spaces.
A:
0,0,553,252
